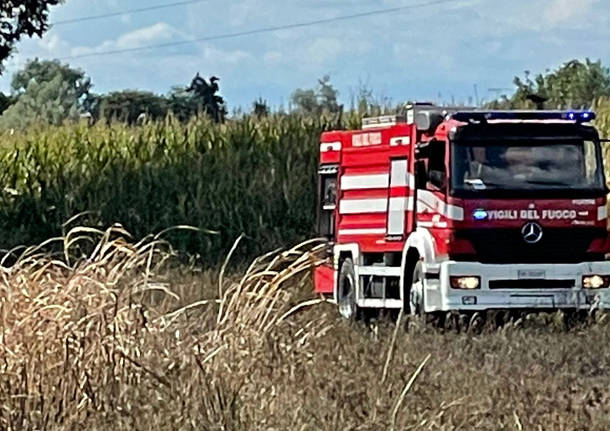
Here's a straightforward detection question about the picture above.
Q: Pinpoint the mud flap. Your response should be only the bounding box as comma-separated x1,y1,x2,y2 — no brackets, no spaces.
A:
314,264,334,294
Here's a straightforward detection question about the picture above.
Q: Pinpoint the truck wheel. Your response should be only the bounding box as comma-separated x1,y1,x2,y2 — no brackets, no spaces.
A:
409,261,424,317
338,258,359,321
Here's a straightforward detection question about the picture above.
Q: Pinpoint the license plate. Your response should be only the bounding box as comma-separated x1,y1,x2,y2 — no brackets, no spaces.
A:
518,270,546,279
509,294,568,307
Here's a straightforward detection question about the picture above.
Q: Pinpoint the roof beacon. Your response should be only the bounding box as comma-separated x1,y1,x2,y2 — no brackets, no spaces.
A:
452,110,597,123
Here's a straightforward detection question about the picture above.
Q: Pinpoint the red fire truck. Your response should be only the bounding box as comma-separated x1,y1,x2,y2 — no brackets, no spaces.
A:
313,105,610,319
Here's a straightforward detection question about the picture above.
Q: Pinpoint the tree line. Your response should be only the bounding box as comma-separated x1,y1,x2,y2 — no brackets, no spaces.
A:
1,1,610,129
0,58,347,129
0,59,229,128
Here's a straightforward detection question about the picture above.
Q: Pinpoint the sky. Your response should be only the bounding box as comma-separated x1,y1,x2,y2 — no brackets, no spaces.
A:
1,0,609,110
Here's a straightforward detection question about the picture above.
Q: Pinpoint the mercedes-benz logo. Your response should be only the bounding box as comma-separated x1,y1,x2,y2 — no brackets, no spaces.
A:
521,222,543,244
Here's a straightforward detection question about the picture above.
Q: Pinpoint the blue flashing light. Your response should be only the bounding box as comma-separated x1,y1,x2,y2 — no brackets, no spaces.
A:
452,110,596,123
567,111,595,122
473,209,488,220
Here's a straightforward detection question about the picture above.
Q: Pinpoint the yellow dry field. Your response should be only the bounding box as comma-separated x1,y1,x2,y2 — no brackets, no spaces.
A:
2,227,610,430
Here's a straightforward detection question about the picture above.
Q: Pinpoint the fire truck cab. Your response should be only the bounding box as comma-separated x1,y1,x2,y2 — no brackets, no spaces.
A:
314,105,610,319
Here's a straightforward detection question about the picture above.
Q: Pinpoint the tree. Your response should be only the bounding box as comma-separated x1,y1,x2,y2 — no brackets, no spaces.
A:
317,75,341,113
166,86,199,122
96,90,168,124
291,88,318,115
252,97,270,117
0,92,14,115
489,59,610,109
0,59,93,129
186,74,227,123
0,1,63,72
291,75,342,115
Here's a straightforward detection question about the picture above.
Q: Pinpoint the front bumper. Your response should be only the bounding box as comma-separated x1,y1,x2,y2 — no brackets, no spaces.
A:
423,260,610,312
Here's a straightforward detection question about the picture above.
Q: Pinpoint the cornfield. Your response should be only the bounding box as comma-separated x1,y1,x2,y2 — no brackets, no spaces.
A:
0,113,350,264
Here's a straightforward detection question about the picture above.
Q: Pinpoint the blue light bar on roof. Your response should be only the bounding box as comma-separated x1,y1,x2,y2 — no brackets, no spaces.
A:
452,110,596,123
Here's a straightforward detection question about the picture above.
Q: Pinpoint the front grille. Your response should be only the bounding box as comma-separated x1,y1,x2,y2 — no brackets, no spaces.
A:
454,228,604,264
489,279,575,289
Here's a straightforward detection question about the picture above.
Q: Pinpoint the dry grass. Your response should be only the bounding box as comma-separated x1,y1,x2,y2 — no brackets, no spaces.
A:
0,226,327,429
3,228,610,430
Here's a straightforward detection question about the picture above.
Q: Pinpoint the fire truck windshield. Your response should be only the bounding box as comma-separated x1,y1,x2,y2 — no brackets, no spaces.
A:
451,140,606,196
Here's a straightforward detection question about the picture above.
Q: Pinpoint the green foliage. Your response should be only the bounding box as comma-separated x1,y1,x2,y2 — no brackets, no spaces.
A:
594,99,610,175
317,75,342,113
291,75,342,115
96,90,169,124
349,80,396,118
187,74,227,123
0,62,230,128
93,84,224,125
490,59,610,109
0,114,338,263
0,59,93,129
252,98,270,118
596,98,610,136
352,82,375,114
0,92,13,115
291,88,318,114
166,86,200,122
0,0,63,71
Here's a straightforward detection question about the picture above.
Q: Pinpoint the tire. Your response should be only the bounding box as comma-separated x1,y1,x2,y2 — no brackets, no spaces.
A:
408,261,424,317
337,258,359,321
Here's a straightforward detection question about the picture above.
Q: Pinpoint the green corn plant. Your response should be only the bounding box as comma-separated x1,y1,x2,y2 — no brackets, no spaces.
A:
0,113,342,264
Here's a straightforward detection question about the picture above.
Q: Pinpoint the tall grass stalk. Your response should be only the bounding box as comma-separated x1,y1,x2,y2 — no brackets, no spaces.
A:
0,225,326,429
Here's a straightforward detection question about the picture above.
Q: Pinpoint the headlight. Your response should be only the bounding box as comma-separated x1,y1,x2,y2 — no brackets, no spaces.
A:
450,276,480,290
582,275,610,289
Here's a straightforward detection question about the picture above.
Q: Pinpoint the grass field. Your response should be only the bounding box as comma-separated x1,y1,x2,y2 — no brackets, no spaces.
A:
2,228,610,430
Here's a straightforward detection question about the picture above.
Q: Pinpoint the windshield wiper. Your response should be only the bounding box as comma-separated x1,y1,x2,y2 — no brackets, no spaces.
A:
524,179,571,186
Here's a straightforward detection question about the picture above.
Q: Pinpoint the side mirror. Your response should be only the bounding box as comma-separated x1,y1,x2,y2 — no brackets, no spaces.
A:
414,160,427,189
415,111,444,132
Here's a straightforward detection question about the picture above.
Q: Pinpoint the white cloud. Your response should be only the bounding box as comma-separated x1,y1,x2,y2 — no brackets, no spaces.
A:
70,22,184,57
543,0,596,26
201,45,252,65
474,0,603,34
263,51,282,65
228,0,269,27
305,38,343,65
115,23,175,49
38,33,64,52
